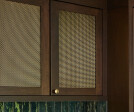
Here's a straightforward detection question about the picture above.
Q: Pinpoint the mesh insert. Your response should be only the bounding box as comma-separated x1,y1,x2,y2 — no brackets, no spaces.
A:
0,0,41,87
59,11,96,88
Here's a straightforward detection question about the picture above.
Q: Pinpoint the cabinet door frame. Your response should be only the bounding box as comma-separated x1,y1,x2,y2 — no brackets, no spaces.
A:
51,1,103,95
0,0,50,95
52,0,106,9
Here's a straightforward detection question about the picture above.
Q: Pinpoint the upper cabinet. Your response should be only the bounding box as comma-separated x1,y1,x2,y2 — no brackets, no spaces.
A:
0,0,107,98
51,1,105,95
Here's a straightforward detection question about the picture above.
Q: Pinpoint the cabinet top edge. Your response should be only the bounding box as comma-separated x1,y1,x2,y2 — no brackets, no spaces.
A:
52,0,107,9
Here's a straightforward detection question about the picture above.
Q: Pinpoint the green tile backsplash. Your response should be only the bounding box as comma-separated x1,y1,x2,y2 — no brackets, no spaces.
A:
0,101,107,112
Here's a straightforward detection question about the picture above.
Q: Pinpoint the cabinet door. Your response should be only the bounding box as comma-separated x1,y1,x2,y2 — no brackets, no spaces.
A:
51,1,103,95
0,0,50,95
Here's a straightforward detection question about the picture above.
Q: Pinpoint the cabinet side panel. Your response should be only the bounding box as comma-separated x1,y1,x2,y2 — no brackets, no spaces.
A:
108,8,129,112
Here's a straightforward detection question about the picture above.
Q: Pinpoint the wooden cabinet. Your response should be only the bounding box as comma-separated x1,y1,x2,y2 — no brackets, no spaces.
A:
1,0,133,111
0,0,107,100
51,1,104,95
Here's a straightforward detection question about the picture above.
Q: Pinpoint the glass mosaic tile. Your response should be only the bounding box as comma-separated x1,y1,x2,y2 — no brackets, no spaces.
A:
0,101,107,112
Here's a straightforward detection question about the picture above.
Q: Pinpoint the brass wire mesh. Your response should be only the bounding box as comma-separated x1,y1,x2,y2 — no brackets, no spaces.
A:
59,11,96,88
0,0,41,87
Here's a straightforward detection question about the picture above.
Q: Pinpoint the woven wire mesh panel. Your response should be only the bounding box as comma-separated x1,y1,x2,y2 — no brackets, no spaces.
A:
0,0,41,87
59,11,96,88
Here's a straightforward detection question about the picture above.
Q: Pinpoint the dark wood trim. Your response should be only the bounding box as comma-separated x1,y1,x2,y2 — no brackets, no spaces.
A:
102,9,107,97
0,87,41,95
52,88,97,96
51,1,103,95
0,96,107,102
108,0,128,9
96,10,103,95
52,0,107,9
51,1,102,16
6,0,43,6
51,2,59,91
129,3,134,112
132,6,134,112
41,0,50,95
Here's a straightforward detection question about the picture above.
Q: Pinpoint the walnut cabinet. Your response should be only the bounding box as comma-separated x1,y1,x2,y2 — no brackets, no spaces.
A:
0,0,107,98
1,0,134,112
